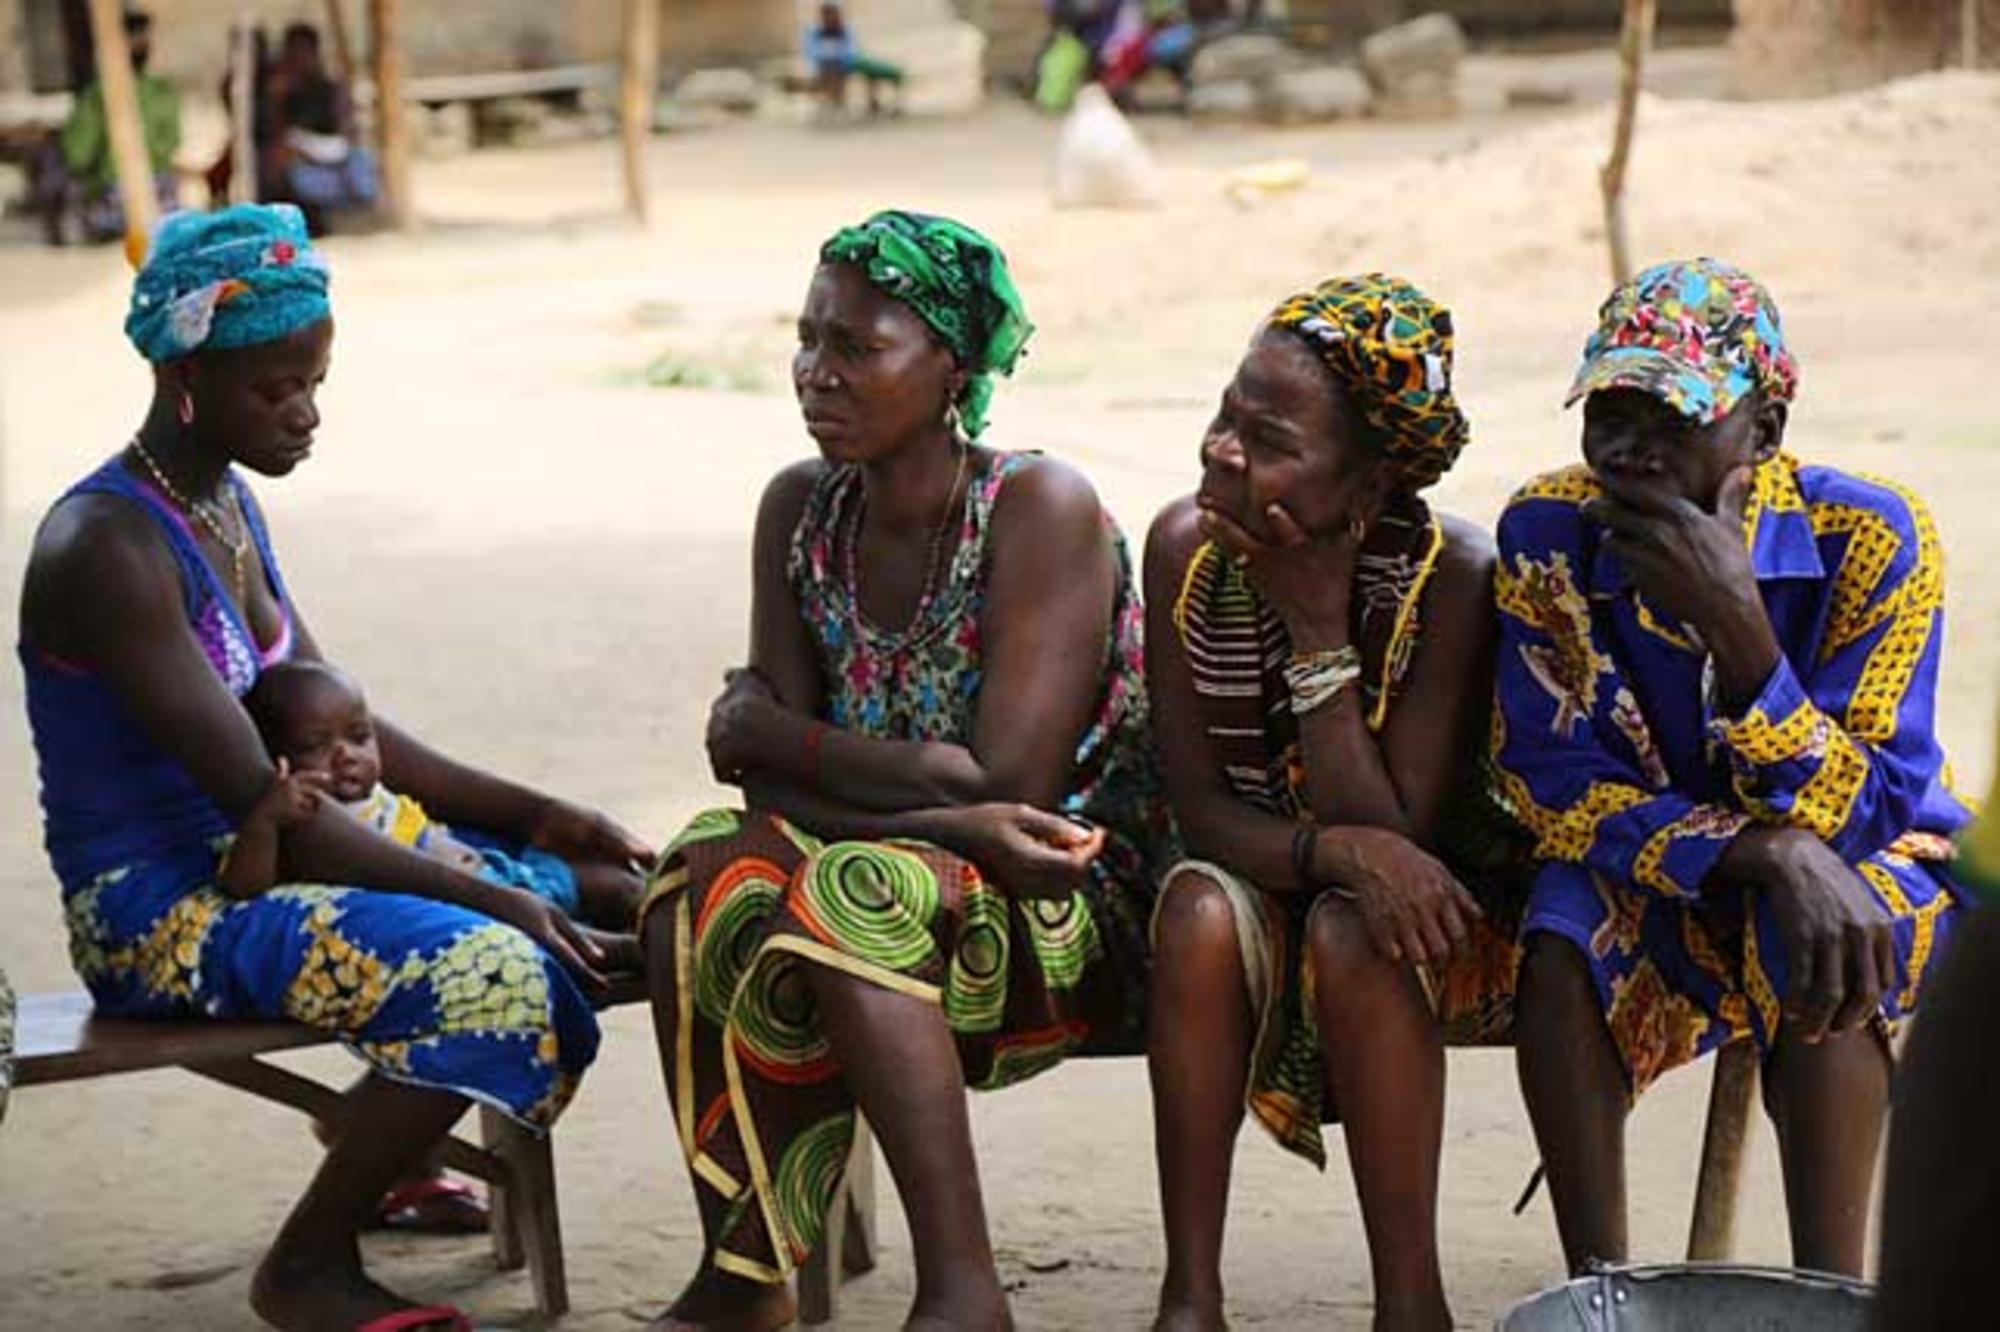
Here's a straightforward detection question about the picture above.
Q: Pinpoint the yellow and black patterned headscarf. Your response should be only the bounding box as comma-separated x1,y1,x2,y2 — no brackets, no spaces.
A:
1267,273,1469,491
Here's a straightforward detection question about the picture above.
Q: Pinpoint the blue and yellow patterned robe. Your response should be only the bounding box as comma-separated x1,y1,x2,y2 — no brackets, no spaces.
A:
1491,453,1970,1094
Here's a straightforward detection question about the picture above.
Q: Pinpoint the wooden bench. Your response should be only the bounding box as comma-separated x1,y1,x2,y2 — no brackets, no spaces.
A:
799,1041,1761,1322
400,64,614,109
13,987,596,1317
11,978,873,1324
12,986,1751,1325
9,976,877,1325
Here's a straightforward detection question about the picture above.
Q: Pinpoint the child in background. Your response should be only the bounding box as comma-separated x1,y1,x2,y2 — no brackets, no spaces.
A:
805,3,905,117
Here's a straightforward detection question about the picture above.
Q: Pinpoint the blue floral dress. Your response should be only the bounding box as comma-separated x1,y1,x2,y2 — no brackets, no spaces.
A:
23,458,598,1128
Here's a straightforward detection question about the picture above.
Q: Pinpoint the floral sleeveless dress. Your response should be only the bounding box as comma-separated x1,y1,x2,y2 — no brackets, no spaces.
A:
644,450,1170,1283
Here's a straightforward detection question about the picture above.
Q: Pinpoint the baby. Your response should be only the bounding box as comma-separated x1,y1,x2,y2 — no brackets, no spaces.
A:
224,660,642,944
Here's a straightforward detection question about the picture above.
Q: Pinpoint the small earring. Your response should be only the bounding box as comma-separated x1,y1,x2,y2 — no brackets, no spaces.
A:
1348,516,1367,543
177,391,194,426
945,402,962,435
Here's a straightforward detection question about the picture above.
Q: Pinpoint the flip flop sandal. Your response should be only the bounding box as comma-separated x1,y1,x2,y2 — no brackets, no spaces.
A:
370,1176,491,1235
352,1305,473,1332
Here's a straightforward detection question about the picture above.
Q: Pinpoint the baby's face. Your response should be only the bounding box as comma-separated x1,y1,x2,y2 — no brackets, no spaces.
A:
279,685,382,803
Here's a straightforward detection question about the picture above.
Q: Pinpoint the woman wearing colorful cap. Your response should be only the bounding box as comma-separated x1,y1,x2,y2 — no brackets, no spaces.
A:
639,209,1171,1330
1492,257,1971,1278
1143,274,1530,1332
20,204,647,1331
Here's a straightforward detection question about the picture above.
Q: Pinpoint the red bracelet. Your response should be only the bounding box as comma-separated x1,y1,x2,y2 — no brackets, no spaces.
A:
803,721,829,791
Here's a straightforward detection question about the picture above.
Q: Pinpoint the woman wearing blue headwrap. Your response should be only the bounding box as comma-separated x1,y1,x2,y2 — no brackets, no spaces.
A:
21,204,649,1331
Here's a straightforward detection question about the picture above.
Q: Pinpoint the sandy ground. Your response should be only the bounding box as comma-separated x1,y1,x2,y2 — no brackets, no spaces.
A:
1,45,1997,1330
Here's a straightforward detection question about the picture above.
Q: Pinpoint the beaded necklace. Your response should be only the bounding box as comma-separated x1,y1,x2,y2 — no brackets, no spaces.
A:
840,440,969,653
128,435,250,607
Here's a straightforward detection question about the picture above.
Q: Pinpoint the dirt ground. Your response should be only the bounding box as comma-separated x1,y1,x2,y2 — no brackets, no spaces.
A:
0,46,1996,1330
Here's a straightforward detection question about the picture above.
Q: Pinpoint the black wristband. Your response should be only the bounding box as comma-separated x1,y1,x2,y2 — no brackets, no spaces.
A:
1291,824,1318,889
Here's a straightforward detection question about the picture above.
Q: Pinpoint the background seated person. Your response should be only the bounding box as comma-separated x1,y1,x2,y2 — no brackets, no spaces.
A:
806,3,906,117
29,7,180,246
256,22,377,234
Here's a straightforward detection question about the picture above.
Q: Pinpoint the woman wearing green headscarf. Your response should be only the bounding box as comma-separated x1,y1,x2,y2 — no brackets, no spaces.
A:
640,210,1170,1328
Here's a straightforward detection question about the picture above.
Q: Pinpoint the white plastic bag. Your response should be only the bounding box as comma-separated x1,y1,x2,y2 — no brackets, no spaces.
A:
1052,84,1160,210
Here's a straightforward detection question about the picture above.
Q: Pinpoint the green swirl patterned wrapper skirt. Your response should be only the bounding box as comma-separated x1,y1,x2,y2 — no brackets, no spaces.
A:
642,807,1141,1282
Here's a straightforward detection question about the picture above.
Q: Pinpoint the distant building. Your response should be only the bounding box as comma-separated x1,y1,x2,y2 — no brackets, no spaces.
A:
3,0,1979,101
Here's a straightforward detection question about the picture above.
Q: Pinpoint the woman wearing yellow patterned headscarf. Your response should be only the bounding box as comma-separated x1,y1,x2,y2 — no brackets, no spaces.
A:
1142,272,1529,1330
1266,272,1471,491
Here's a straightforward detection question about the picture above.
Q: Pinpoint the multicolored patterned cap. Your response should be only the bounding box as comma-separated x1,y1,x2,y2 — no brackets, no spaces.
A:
1566,257,1798,424
1267,272,1469,491
125,203,330,363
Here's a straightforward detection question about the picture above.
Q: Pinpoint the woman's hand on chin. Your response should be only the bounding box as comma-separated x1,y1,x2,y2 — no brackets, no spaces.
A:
1197,500,1359,646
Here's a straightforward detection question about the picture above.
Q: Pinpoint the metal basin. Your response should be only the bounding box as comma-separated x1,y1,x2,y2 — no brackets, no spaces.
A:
1498,1262,1874,1331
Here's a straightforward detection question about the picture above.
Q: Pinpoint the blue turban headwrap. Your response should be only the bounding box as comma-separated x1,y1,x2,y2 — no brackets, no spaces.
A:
125,204,331,363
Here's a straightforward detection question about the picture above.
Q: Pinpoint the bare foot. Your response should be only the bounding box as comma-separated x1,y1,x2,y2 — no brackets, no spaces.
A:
1371,1297,1452,1332
904,1283,1012,1330
1153,1298,1229,1332
905,1315,1013,1332
251,1241,447,1331
646,1265,797,1331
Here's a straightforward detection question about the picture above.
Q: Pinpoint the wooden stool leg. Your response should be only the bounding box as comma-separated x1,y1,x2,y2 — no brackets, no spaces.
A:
1688,1039,1759,1261
842,1123,878,1277
798,1116,878,1324
798,1189,843,1324
479,1108,526,1271
482,1107,570,1318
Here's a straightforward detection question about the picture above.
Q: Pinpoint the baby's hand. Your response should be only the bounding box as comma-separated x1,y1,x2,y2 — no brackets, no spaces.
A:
251,758,329,829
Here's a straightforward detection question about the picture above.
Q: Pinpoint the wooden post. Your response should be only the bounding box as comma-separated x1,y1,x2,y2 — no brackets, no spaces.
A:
1964,0,1980,68
322,0,357,81
368,0,414,229
1600,0,1658,285
619,0,659,224
82,0,159,257
1687,1040,1759,1261
228,16,258,206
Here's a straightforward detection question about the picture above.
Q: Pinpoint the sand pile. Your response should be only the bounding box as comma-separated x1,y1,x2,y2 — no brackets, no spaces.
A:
1004,71,2000,387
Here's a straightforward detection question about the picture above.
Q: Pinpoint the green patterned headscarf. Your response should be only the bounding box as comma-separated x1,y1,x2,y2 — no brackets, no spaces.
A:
818,209,1033,439
1267,273,1470,491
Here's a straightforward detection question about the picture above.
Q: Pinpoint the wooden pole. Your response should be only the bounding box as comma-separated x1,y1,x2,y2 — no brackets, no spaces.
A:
322,0,357,81
1600,0,1658,285
1687,1040,1758,1261
82,0,159,258
368,0,414,229
1964,0,1980,68
619,0,659,225
228,16,258,206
